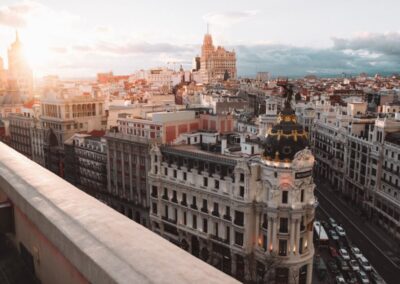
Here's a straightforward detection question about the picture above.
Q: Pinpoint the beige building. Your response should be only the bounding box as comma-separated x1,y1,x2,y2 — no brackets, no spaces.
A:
200,33,237,84
148,103,316,283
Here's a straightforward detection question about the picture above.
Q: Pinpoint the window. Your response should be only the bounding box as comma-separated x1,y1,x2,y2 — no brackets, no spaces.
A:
203,218,208,233
183,212,187,225
202,199,208,212
152,203,157,214
181,193,187,206
240,173,245,182
213,203,219,216
300,190,304,202
278,239,287,256
164,168,168,176
282,191,288,204
151,186,158,197
239,186,245,198
203,177,208,187
214,179,219,189
183,172,187,181
163,188,168,200
279,218,288,233
164,205,169,219
214,222,219,237
224,206,231,220
235,231,243,246
226,227,230,242
234,211,244,226
193,215,197,229
172,190,178,203
173,170,177,178
299,237,304,254
191,196,197,209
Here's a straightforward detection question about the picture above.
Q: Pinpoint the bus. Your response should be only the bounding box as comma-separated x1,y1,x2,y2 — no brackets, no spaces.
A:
313,221,329,247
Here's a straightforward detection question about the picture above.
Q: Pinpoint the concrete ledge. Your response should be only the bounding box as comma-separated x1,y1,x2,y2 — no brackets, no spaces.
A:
0,142,238,284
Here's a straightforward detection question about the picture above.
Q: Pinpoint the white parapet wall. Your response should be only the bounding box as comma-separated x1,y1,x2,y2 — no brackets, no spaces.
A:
0,142,238,284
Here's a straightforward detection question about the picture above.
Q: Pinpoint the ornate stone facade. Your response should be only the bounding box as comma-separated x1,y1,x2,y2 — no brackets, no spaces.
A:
200,33,237,84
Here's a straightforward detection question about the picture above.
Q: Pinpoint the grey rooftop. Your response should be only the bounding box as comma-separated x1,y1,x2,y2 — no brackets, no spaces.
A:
0,142,238,284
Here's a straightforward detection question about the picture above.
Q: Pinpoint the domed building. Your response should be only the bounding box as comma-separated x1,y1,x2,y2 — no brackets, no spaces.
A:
255,84,316,284
263,102,309,162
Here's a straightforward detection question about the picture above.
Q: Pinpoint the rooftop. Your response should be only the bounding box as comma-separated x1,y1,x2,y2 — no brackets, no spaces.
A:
0,142,238,284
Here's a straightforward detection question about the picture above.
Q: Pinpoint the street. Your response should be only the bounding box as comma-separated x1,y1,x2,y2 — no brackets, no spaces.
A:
315,181,400,284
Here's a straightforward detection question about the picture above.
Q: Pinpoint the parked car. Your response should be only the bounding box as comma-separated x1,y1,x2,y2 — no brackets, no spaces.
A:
328,260,339,274
370,268,386,284
345,271,358,284
335,225,346,237
330,246,339,258
350,246,362,258
339,248,350,260
357,255,372,271
349,259,360,271
357,270,370,284
329,217,338,228
336,274,346,284
329,229,340,241
336,257,350,271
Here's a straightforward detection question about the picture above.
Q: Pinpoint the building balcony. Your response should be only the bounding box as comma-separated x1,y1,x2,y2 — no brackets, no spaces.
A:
190,204,198,210
0,142,237,284
201,207,209,214
212,211,220,217
223,214,232,221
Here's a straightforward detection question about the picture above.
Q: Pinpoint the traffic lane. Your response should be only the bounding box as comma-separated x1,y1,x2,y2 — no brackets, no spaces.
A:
317,183,395,253
316,190,399,284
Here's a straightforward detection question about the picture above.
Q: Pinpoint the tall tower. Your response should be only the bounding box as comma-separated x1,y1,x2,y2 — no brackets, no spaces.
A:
7,31,33,98
260,83,316,283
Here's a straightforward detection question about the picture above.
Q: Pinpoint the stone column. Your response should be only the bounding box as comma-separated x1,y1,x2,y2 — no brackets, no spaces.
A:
272,218,278,252
290,219,296,255
306,263,313,284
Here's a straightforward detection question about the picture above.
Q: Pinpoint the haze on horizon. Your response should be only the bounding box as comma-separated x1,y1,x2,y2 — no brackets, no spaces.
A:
0,0,399,78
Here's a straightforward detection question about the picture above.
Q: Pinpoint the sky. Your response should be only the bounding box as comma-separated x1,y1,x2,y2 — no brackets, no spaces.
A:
0,0,399,78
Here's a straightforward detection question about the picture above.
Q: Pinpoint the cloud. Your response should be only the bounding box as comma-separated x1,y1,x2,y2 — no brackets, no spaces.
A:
0,1,38,27
234,41,400,77
94,41,196,55
332,32,400,57
203,10,258,27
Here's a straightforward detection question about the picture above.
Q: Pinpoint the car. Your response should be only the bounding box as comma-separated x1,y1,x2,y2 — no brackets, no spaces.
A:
337,240,347,250
328,260,339,274
370,268,386,284
357,255,372,271
336,257,350,271
349,259,360,271
330,246,339,258
329,229,340,240
335,274,346,284
329,217,338,228
339,248,350,260
350,246,362,258
321,220,330,231
357,270,370,284
345,271,358,284
335,225,346,237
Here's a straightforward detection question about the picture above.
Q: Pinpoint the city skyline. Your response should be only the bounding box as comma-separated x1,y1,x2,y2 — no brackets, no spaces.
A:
0,0,399,78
